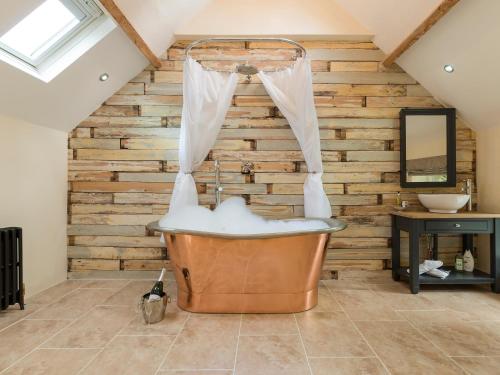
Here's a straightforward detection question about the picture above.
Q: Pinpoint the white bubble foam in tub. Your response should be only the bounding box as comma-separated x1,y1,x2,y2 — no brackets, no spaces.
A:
159,197,328,234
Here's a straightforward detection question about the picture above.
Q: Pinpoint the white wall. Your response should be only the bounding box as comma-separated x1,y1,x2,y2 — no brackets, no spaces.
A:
115,0,211,56
175,0,371,40
334,0,440,53
476,127,500,272
0,23,148,132
0,116,68,297
397,0,500,132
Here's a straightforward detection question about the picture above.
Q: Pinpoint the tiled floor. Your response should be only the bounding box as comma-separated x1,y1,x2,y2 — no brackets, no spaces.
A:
1,270,500,374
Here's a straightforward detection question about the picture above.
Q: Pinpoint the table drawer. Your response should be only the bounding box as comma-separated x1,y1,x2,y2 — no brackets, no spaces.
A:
425,220,492,233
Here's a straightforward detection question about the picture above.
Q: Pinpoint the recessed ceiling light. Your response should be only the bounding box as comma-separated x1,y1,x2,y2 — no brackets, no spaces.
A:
443,64,454,73
99,73,109,81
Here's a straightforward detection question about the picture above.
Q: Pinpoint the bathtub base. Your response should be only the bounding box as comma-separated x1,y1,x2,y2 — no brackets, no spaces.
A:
163,231,333,314
177,288,318,314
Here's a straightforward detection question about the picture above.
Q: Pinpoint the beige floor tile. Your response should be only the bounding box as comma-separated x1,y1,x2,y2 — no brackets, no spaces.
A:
28,288,117,320
159,371,232,375
25,280,87,305
235,335,309,375
332,289,403,321
355,320,466,375
295,311,372,357
182,314,241,336
0,319,70,371
332,289,382,308
9,273,500,375
311,284,342,312
323,279,371,291
2,348,98,375
407,318,500,356
42,305,135,349
165,282,178,297
80,279,130,289
452,356,500,375
161,314,240,370
240,314,297,336
420,290,500,320
120,311,189,336
338,270,393,284
399,309,463,324
369,283,443,310
104,280,156,305
422,288,494,304
0,304,43,331
447,303,500,321
343,306,404,321
309,357,388,375
81,335,174,375
160,331,238,370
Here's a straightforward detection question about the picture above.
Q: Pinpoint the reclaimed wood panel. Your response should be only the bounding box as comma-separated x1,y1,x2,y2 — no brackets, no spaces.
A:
67,39,477,272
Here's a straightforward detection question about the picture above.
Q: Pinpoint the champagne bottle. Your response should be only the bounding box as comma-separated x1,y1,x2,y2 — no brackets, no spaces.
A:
148,268,166,302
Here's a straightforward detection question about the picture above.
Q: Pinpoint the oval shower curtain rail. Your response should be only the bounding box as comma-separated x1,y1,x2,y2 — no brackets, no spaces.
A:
184,37,307,59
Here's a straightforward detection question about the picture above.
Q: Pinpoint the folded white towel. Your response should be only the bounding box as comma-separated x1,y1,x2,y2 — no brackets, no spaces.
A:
419,260,443,275
426,268,450,279
407,260,449,279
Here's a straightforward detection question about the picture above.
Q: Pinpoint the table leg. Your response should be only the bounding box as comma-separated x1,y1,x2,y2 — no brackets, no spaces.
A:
491,219,500,293
432,234,439,260
409,221,420,294
392,215,400,281
463,234,473,253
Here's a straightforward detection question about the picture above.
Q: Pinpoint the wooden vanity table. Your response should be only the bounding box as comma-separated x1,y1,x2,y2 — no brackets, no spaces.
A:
391,211,500,294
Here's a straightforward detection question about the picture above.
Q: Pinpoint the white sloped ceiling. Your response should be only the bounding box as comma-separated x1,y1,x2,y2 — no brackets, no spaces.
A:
2,0,491,133
396,0,500,131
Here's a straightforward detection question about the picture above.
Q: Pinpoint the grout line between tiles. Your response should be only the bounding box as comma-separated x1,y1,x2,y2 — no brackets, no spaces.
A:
75,323,127,374
231,314,243,375
307,355,378,359
19,280,135,374
238,333,300,336
74,303,139,375
403,316,473,375
450,355,500,358
0,306,94,374
0,284,87,335
154,312,192,374
323,281,393,375
293,313,313,375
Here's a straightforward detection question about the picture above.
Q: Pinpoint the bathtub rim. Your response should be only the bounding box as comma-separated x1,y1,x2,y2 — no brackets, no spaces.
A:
147,217,346,239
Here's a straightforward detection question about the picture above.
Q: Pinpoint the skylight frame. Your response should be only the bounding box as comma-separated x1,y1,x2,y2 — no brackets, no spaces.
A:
0,0,105,70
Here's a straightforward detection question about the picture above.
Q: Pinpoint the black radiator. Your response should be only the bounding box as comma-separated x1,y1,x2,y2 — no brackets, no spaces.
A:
0,227,24,310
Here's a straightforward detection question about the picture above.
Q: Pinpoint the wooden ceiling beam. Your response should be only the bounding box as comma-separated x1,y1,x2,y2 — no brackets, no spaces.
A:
382,0,460,67
100,0,162,68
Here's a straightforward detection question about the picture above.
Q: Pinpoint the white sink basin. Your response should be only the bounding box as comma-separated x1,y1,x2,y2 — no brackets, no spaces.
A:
418,194,470,213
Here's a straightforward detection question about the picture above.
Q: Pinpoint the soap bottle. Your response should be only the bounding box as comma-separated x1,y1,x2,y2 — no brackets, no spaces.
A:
455,252,464,272
463,250,475,272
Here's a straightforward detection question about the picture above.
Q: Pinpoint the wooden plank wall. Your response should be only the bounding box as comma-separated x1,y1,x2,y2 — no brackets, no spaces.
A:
67,40,476,272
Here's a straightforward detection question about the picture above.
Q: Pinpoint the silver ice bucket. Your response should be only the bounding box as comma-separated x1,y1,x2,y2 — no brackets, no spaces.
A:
139,292,168,324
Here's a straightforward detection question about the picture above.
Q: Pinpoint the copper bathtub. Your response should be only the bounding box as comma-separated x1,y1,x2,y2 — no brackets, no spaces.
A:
147,218,346,313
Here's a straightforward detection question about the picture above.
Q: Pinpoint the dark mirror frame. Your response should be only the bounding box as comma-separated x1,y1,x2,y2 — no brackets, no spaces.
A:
400,108,456,188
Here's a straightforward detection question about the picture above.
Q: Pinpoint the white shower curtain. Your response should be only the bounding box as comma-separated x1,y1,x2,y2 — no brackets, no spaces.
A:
258,58,332,218
166,57,238,213
165,56,331,219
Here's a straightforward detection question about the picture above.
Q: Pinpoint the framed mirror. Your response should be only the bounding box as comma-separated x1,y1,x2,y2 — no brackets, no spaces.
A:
400,108,456,187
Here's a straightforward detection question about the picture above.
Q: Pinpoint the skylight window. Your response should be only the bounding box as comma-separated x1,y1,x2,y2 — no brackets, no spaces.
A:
0,0,83,61
0,0,113,82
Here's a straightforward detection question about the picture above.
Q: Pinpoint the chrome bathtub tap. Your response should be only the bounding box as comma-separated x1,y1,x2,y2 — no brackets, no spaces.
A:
215,160,223,207
461,178,473,211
